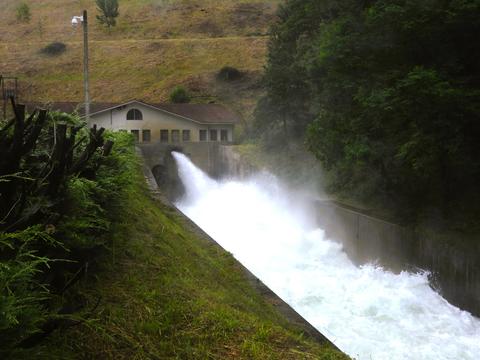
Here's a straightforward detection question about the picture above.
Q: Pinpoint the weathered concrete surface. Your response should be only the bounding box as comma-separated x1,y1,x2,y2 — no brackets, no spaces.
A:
139,142,230,179
314,201,415,271
138,142,250,201
139,142,222,200
217,145,257,179
314,200,480,317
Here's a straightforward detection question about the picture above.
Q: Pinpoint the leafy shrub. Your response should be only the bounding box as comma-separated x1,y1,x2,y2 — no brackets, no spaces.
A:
16,2,31,23
40,42,67,56
217,66,243,81
0,227,55,354
58,131,136,250
169,86,191,103
0,102,136,356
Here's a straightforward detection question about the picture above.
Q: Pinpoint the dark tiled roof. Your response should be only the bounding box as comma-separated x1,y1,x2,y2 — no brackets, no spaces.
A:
25,100,241,124
153,103,241,124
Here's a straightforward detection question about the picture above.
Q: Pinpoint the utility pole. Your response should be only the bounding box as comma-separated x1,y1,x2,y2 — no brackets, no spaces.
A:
83,10,90,122
72,10,90,122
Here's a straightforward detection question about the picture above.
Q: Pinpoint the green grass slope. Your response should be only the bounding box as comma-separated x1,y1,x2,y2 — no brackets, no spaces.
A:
0,0,279,124
37,159,347,359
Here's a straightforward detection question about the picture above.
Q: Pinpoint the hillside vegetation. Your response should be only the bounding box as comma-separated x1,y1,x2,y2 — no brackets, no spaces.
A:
0,0,280,123
255,0,480,230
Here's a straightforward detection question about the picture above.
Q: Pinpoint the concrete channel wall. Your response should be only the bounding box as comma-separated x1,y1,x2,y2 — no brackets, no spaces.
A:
313,201,480,317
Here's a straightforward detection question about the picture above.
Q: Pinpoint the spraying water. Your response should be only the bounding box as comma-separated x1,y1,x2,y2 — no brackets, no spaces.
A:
172,152,480,360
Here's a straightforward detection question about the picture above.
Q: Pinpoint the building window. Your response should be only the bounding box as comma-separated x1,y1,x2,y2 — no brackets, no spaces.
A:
126,108,143,120
171,130,180,143
160,130,169,142
131,129,139,142
142,129,151,142
220,129,228,142
209,129,218,141
199,129,207,141
182,130,190,142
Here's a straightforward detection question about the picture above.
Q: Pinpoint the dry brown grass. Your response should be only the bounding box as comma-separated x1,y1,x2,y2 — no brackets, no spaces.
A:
2,37,268,101
0,0,280,126
0,0,279,43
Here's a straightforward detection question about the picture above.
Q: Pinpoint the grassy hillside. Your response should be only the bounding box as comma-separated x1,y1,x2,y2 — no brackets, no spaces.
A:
0,0,279,124
34,158,347,359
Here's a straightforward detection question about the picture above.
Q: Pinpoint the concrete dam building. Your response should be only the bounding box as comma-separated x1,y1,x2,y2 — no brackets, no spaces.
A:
26,100,240,143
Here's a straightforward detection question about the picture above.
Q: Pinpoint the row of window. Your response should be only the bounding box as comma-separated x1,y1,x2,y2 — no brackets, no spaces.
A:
129,129,152,142
160,129,190,142
126,129,229,143
200,129,229,142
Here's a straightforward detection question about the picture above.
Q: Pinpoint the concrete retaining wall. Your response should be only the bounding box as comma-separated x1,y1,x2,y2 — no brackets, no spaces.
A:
138,142,233,200
138,142,235,179
314,200,480,317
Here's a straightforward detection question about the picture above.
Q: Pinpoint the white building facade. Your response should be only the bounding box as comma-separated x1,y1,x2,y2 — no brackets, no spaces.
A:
86,100,238,143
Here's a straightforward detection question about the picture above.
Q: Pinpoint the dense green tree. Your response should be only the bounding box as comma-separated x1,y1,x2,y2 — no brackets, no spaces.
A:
258,0,480,226
96,0,120,29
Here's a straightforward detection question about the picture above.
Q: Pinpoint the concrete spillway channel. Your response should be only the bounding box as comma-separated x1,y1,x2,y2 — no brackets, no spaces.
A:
139,144,480,360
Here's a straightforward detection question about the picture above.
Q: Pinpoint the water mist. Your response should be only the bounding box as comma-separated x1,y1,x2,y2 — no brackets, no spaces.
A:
172,151,480,360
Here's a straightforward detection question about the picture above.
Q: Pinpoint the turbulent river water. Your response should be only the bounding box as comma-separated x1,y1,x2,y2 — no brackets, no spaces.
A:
172,152,480,360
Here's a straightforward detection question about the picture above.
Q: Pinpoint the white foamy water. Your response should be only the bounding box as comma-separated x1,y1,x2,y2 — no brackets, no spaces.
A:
172,152,480,360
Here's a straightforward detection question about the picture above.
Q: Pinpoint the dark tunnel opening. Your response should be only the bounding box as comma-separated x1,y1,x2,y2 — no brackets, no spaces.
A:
151,150,186,202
